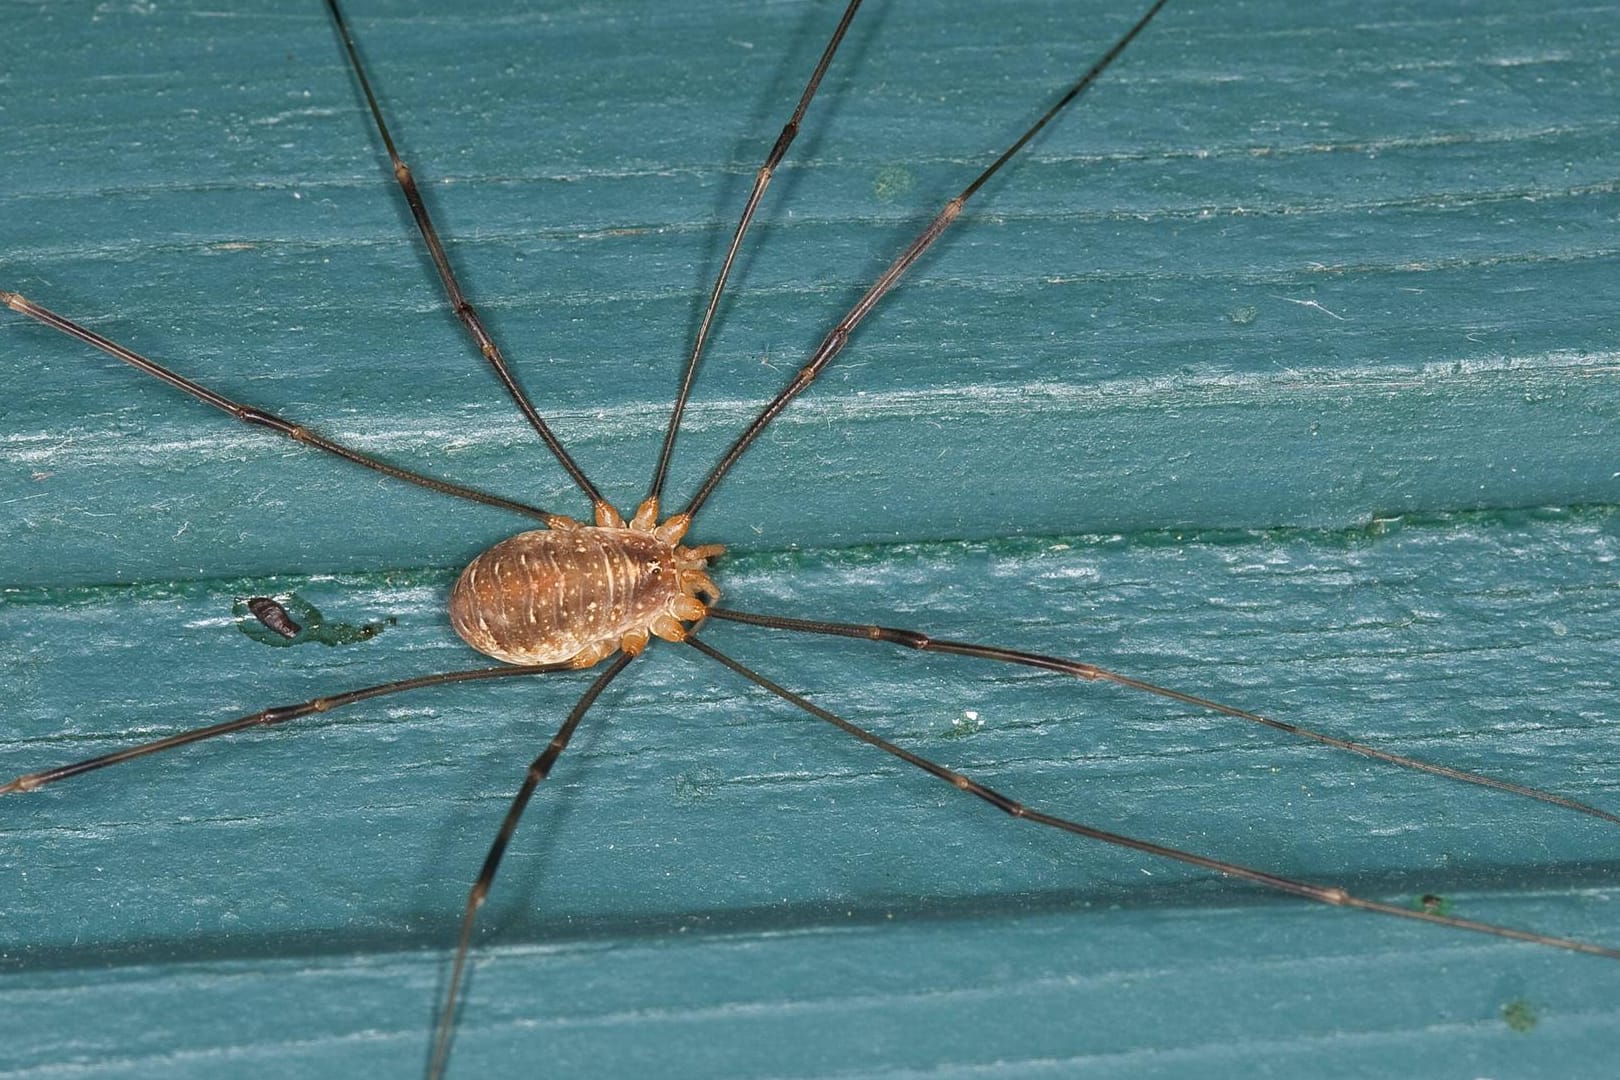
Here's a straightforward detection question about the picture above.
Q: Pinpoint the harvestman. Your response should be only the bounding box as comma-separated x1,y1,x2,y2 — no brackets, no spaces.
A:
4,1,1618,1077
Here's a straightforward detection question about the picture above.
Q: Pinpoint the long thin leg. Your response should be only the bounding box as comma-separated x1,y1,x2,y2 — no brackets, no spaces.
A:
323,0,607,514
685,635,1620,961
645,0,866,506
429,651,634,1080
0,290,559,524
680,0,1171,522
0,663,574,795
706,606,1620,825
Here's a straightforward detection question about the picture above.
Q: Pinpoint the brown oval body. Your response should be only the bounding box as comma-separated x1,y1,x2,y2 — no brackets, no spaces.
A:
450,525,706,666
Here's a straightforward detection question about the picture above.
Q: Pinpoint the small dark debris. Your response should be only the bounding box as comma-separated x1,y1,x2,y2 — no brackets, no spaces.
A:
246,596,302,639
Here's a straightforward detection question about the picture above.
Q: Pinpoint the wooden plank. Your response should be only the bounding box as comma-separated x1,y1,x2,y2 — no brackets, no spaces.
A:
3,1,1617,1077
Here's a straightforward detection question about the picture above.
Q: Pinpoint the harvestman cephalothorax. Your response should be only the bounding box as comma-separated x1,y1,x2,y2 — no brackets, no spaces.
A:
4,0,1618,1076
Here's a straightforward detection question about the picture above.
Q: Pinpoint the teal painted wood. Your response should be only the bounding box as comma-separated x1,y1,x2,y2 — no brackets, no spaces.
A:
2,1,1617,1078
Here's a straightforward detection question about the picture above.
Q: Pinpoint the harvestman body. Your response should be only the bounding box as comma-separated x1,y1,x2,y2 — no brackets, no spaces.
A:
5,1,1619,1077
450,500,723,667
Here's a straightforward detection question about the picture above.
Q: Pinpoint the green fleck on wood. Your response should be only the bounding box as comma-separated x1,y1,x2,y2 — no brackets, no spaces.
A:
235,593,394,647
1414,893,1455,918
1503,998,1540,1034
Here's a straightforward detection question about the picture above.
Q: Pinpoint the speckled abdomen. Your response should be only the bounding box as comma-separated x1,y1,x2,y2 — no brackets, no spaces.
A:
449,512,719,667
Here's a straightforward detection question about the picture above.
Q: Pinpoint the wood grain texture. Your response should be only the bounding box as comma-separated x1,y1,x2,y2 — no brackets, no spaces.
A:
3,1,1618,1078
